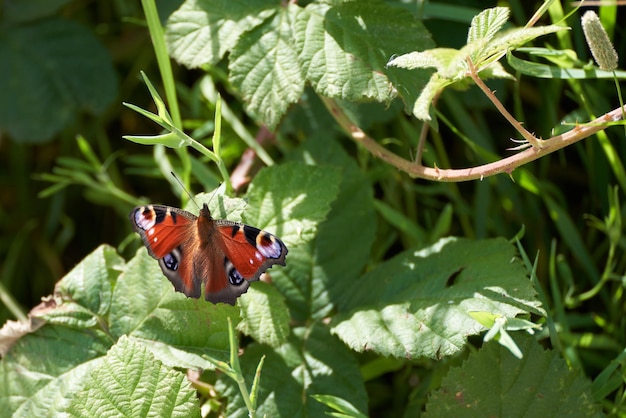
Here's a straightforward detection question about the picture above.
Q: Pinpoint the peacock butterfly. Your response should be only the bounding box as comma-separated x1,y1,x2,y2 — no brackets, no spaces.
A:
129,202,287,305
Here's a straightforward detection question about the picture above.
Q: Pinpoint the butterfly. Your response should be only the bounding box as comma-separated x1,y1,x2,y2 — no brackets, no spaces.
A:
129,202,288,305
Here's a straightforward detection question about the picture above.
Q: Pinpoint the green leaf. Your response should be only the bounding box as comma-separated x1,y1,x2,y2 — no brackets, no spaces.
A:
230,5,305,129
311,394,368,418
33,245,123,331
244,162,342,247
467,6,510,44
294,1,429,103
507,48,626,79
4,356,106,417
423,333,603,417
216,324,367,417
167,0,433,127
237,282,290,347
242,160,343,322
165,0,277,68
270,137,376,321
472,24,566,69
66,336,200,417
0,324,111,416
387,6,566,120
332,237,545,359
0,18,117,143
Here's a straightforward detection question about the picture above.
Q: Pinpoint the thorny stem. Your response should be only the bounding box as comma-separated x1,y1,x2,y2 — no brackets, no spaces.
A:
321,96,625,182
465,57,544,149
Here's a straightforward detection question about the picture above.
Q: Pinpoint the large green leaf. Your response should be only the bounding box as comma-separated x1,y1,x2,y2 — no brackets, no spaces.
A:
166,0,277,67
332,237,545,359
243,161,342,325
268,137,376,321
294,1,431,102
244,162,342,248
0,18,117,143
67,336,200,417
424,333,603,417
0,243,238,415
229,5,305,129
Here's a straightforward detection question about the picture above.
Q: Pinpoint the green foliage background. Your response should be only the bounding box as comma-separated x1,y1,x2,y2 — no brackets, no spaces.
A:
1,0,625,416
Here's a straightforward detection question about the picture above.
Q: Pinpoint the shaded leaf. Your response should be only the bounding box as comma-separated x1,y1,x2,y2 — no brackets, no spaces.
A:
244,162,342,247
424,333,603,418
332,237,544,359
271,137,376,321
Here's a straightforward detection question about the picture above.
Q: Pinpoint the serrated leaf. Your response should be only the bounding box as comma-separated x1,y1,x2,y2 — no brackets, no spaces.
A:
0,325,111,416
66,336,200,418
244,162,341,247
216,324,367,417
331,237,545,359
467,6,510,44
387,48,459,72
165,0,277,68
472,24,567,69
387,6,566,121
9,357,105,417
0,18,117,143
424,333,603,418
42,245,124,328
230,5,305,129
193,190,248,222
237,282,290,347
269,137,376,321
294,1,427,103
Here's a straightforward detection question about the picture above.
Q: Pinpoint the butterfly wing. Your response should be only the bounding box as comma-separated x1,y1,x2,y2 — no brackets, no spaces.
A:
131,203,288,305
196,207,288,304
129,205,202,298
215,221,288,279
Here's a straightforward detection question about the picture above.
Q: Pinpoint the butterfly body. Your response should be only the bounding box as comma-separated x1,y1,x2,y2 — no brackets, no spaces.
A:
130,203,287,305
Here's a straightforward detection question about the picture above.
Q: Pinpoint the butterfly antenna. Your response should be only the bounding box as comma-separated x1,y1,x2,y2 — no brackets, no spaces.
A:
171,171,201,211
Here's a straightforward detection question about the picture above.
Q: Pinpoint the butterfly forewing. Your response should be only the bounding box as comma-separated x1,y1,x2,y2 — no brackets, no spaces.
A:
216,222,287,278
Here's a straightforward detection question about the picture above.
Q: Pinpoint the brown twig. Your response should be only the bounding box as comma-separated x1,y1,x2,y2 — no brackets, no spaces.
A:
321,95,625,182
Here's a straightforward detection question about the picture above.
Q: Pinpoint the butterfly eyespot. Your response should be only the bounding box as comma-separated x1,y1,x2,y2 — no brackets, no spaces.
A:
134,208,156,231
162,248,181,272
224,258,245,286
257,237,283,259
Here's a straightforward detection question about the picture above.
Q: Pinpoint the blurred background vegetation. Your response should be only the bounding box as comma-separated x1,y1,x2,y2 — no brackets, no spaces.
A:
1,0,626,412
